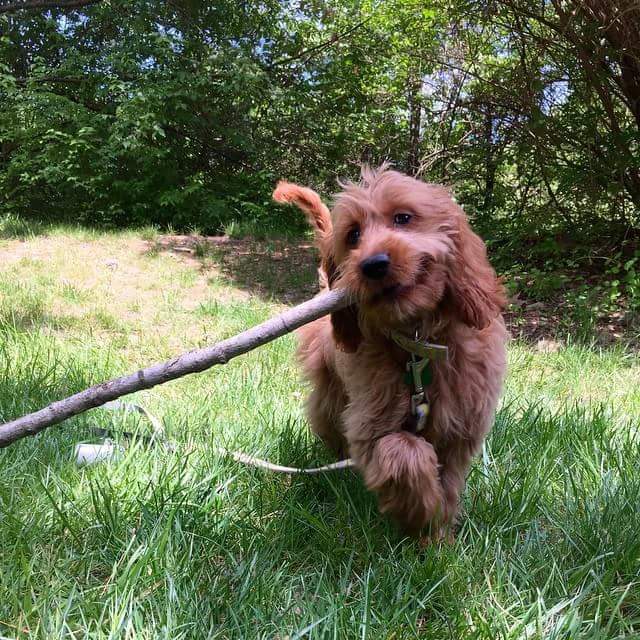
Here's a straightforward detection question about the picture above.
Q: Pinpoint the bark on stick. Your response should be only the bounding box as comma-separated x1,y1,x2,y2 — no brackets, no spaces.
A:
0,288,349,448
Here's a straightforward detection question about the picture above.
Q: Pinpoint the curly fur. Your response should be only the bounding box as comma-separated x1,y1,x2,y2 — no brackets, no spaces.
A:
274,166,507,538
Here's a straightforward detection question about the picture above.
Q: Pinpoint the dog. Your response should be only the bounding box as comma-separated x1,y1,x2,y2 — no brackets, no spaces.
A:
273,166,507,539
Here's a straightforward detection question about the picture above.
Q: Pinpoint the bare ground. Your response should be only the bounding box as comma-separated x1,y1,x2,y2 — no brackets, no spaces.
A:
152,234,637,348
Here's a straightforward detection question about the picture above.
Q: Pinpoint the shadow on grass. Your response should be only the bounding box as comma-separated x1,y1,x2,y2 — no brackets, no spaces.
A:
0,214,122,243
149,234,640,350
148,234,321,305
3,214,637,348
0,308,123,337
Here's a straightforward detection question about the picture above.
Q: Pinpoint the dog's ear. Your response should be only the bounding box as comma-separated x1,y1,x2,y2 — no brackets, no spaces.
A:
273,181,332,238
447,216,506,330
324,256,362,353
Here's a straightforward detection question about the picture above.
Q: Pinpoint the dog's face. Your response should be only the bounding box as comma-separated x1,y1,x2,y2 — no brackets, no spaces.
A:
274,167,505,351
329,170,455,326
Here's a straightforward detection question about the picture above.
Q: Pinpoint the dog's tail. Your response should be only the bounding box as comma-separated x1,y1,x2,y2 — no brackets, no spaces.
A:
273,181,332,236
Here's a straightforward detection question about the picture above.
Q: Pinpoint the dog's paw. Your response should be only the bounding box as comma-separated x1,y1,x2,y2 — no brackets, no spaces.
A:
419,528,455,547
365,432,445,534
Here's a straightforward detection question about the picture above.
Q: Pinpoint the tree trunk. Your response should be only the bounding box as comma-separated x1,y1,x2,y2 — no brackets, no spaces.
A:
407,69,422,176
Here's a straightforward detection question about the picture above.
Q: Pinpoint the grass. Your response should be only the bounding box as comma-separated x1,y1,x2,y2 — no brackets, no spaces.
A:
0,228,639,639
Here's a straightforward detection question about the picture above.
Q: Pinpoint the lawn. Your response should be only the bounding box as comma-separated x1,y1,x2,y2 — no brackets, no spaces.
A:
0,227,639,639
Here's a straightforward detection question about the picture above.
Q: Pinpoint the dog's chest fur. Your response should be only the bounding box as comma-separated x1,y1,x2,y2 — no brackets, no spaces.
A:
332,318,507,444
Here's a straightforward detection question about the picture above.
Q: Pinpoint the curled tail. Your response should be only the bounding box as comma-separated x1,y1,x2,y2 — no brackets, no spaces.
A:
273,181,332,236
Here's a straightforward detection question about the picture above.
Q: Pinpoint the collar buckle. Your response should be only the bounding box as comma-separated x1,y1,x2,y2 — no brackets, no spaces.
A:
390,330,449,361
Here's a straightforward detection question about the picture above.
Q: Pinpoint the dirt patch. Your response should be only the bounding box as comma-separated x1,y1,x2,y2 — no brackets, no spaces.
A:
505,281,636,346
148,234,640,346
149,234,320,305
6,232,630,348
504,301,631,345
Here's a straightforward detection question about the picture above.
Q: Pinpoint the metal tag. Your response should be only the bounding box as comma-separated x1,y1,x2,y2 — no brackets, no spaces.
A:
411,398,429,432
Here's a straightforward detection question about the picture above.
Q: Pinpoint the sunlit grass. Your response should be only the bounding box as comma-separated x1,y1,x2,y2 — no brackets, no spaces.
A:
0,229,639,638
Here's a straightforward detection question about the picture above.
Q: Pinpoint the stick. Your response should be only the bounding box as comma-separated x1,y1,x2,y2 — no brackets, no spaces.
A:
0,288,349,448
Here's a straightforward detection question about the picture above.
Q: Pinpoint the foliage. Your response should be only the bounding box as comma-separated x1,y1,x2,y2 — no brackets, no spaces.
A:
0,1,639,246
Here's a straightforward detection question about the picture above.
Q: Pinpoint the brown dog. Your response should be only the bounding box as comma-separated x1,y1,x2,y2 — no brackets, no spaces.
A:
274,166,507,538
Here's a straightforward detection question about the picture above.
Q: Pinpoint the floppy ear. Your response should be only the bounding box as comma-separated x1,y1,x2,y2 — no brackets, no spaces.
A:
273,181,332,238
447,216,506,329
325,256,362,353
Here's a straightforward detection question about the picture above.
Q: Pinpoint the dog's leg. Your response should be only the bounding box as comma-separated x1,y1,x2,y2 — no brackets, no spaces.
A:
297,319,348,458
350,428,445,535
306,370,348,459
436,438,478,535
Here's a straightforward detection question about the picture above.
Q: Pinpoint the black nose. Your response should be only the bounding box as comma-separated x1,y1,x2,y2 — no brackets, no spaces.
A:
360,253,390,280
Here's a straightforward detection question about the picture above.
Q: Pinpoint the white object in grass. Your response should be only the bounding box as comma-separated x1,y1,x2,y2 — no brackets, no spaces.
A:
74,441,123,466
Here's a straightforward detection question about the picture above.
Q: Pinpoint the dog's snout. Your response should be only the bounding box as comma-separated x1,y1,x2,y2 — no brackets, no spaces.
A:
360,253,390,280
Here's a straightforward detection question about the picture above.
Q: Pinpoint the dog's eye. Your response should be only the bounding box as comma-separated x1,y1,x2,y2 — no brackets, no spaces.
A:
346,226,360,246
394,212,412,226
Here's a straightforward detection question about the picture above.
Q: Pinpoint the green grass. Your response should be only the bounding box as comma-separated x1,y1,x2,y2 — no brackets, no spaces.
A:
1,229,639,638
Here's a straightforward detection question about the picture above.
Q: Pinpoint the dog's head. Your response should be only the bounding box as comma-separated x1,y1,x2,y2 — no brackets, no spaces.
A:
274,166,505,351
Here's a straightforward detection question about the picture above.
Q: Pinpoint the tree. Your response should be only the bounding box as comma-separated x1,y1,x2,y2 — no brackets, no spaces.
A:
0,0,637,242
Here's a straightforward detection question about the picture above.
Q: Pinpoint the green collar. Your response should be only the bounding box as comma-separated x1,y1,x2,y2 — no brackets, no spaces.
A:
389,330,448,363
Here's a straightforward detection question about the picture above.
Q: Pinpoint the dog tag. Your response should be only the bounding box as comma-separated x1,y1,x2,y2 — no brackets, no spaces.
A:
406,395,429,433
414,401,429,432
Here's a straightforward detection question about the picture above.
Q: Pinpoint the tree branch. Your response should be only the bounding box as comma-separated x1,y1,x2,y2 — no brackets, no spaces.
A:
0,288,350,448
14,75,86,85
0,0,102,14
270,18,371,68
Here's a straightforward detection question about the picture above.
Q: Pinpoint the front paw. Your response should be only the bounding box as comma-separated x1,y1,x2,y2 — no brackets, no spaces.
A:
419,528,455,547
364,432,444,534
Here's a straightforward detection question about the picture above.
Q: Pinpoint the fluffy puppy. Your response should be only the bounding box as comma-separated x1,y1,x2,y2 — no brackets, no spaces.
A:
273,166,507,538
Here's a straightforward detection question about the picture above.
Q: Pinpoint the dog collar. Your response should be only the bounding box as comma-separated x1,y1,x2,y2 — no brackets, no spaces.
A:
389,330,448,362
389,330,448,434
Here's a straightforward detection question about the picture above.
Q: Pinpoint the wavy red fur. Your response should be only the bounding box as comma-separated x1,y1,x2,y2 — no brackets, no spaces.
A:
279,166,507,538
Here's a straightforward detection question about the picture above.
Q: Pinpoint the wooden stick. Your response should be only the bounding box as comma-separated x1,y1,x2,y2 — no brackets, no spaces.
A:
0,288,349,448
